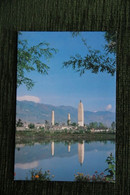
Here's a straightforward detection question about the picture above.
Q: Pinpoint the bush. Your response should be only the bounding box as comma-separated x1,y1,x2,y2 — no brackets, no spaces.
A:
71,122,77,127
28,123,35,129
74,153,115,182
74,171,107,182
104,153,115,182
64,129,68,133
16,119,24,127
26,168,54,181
39,127,44,131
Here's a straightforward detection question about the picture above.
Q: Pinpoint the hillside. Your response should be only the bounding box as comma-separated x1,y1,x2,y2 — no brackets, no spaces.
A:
16,101,115,127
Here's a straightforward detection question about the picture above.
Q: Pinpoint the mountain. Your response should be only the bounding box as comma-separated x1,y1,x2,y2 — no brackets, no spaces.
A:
16,101,115,127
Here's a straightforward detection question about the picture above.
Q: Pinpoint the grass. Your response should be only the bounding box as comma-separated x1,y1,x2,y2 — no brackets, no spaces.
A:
15,128,115,144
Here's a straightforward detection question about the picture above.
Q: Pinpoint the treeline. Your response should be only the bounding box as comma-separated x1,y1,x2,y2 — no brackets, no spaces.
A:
16,119,35,129
16,118,116,131
70,121,116,130
87,122,108,130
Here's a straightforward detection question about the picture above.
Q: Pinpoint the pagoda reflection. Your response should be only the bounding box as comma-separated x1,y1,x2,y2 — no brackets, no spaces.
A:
78,141,84,165
68,143,71,152
51,141,54,156
50,141,85,165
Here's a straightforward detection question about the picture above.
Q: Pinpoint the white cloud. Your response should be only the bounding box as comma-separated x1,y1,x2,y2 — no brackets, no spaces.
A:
15,161,39,169
17,95,40,103
106,104,112,111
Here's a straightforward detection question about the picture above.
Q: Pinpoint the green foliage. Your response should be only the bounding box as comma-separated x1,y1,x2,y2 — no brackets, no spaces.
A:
55,122,59,126
16,118,24,127
74,153,115,182
17,33,58,90
74,171,106,182
67,119,71,125
28,123,35,129
39,127,44,131
111,121,116,130
88,121,107,129
104,32,117,54
98,122,107,129
104,153,115,182
64,129,68,133
45,120,49,125
26,168,54,181
72,32,80,37
63,32,116,76
89,122,98,129
71,122,77,126
87,128,91,132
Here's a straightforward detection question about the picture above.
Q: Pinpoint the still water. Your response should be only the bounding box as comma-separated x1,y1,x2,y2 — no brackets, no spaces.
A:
14,140,115,181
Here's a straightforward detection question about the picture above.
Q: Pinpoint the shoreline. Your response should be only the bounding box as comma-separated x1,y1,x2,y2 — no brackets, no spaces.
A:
15,129,115,144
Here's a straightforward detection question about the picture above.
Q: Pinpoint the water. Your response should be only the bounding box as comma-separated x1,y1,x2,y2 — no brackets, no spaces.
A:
14,140,115,181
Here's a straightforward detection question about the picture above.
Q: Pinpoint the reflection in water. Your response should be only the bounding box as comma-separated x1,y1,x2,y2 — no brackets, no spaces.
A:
15,140,115,181
78,141,84,165
16,144,25,148
16,144,25,151
15,160,39,169
68,143,71,152
51,141,84,164
51,141,54,156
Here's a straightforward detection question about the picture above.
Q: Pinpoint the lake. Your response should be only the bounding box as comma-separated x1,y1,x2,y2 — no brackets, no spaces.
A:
14,140,115,181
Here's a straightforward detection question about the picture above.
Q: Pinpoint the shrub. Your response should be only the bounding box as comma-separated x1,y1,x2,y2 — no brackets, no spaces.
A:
74,171,107,182
74,153,115,182
104,153,115,182
39,127,44,131
71,122,77,127
16,119,24,127
26,168,54,181
28,123,35,129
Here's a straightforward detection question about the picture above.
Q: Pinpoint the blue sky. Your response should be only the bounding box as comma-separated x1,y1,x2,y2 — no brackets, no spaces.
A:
17,32,116,112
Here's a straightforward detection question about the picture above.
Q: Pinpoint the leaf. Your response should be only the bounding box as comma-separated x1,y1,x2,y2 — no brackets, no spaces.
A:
17,37,57,90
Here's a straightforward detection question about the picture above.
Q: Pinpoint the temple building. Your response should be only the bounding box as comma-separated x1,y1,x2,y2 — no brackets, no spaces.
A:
51,110,55,126
67,113,71,125
78,100,84,126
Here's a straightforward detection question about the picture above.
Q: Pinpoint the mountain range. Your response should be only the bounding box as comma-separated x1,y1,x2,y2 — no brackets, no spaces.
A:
16,100,115,127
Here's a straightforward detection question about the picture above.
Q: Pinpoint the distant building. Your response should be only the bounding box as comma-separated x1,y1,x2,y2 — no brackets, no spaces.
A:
67,113,71,125
78,100,84,126
51,110,54,126
35,123,45,129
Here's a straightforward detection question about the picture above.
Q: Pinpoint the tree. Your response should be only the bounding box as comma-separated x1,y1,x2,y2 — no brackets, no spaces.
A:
16,118,24,127
89,122,98,129
63,32,116,76
45,120,49,126
67,119,71,126
55,122,59,126
104,32,116,54
17,32,58,90
88,121,107,129
98,122,107,129
111,121,116,130
104,153,115,182
71,122,77,127
28,123,35,129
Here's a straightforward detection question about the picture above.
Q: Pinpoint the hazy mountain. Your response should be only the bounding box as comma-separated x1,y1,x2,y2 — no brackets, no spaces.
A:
16,101,115,127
